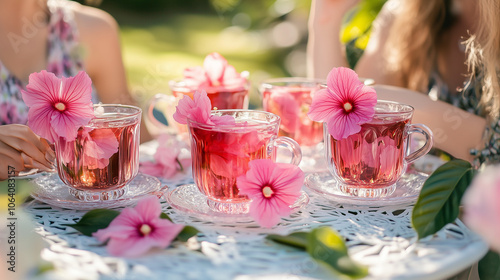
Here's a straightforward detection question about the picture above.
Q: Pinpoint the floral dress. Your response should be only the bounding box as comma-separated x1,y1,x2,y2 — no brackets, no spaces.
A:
0,0,97,125
428,71,500,167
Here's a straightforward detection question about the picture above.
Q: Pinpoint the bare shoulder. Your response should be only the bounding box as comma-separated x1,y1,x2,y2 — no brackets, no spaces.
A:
70,3,120,41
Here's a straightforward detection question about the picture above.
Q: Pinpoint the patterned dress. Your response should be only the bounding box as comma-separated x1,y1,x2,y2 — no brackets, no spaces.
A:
0,0,97,125
428,71,500,167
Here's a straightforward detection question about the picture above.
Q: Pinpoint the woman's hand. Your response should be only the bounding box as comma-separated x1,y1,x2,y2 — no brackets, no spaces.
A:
0,124,55,180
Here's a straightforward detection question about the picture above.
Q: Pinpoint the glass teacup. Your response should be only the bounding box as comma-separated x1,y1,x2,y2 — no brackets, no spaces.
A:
188,110,302,214
145,80,250,138
325,100,433,197
259,78,325,172
55,104,141,201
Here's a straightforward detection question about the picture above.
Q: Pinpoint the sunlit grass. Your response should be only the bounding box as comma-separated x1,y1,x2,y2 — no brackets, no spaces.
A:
105,5,288,108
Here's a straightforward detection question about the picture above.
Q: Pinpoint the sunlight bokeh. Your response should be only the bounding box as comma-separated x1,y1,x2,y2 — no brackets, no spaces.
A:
97,0,381,109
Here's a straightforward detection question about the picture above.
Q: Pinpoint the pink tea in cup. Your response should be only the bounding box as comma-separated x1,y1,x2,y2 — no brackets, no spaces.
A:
260,78,324,147
188,110,302,214
55,105,141,201
325,101,433,197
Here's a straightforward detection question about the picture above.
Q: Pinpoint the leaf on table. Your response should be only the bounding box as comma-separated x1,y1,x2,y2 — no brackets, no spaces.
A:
307,227,368,279
176,225,200,242
411,159,475,240
478,250,500,280
63,209,120,236
266,231,309,250
160,212,173,222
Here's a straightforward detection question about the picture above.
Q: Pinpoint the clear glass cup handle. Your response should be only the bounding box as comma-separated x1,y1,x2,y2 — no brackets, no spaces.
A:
406,123,433,164
145,93,178,135
268,136,302,166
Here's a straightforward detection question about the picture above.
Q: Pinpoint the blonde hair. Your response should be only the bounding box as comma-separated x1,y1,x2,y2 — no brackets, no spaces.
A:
466,0,500,119
385,0,451,92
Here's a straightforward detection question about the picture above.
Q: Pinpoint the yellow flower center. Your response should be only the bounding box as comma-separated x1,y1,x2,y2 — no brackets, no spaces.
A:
54,102,66,111
139,224,152,236
343,102,353,112
262,186,274,198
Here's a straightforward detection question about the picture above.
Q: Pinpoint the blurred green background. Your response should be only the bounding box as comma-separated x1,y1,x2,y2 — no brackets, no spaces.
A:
80,0,385,108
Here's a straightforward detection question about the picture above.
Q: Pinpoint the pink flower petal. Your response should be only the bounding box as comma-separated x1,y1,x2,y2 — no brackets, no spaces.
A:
209,114,236,126
50,112,92,141
139,162,165,178
93,196,186,257
325,109,363,140
108,208,144,228
463,166,500,252
203,52,227,85
21,70,94,142
183,66,209,88
21,70,61,107
173,95,196,124
26,105,59,142
60,71,93,107
93,224,138,242
249,198,284,228
327,67,363,101
148,219,184,247
221,65,247,90
308,67,377,140
85,128,119,160
268,89,299,133
237,159,304,228
106,235,159,257
173,91,212,125
307,88,340,122
134,196,163,221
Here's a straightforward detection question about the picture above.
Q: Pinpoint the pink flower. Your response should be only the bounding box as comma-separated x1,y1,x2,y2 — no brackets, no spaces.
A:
83,128,119,169
182,52,247,91
463,166,500,253
173,90,212,125
21,70,94,143
173,90,235,126
308,67,377,140
140,134,191,179
265,89,299,134
93,196,184,257
237,159,304,228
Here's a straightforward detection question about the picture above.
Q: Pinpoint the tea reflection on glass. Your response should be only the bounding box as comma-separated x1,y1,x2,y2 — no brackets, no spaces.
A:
188,110,302,214
260,78,325,172
55,104,141,201
325,100,433,198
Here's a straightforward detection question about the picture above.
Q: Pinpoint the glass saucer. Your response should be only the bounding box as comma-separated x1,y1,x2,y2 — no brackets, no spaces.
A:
305,170,428,206
10,169,56,180
166,184,309,224
31,173,163,210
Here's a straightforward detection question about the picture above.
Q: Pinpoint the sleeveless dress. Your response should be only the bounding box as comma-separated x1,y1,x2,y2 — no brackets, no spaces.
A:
0,0,97,125
428,71,500,167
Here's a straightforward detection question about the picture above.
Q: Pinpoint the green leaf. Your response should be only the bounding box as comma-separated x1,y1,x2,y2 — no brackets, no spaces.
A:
63,209,120,236
176,226,200,242
478,250,500,280
307,227,368,279
266,232,309,250
412,159,475,239
160,212,173,222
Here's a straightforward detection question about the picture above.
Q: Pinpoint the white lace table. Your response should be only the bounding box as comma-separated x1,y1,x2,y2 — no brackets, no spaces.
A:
24,143,489,280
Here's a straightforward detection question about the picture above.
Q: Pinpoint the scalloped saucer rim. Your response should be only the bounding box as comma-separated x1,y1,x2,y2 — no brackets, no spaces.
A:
31,173,164,210
304,171,428,206
165,184,309,224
